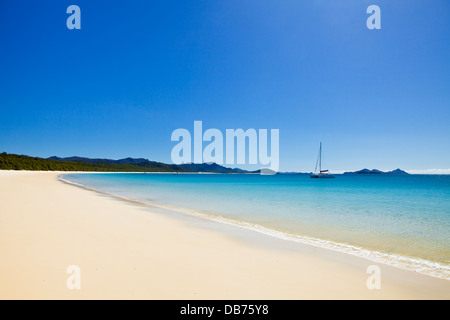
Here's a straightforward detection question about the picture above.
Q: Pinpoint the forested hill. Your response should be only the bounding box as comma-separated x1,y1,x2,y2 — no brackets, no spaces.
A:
0,153,249,173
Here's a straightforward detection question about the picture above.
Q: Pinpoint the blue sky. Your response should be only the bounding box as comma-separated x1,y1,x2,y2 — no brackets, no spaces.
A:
0,0,449,172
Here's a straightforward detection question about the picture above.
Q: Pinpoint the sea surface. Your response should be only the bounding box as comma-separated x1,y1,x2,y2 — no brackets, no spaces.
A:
62,173,450,279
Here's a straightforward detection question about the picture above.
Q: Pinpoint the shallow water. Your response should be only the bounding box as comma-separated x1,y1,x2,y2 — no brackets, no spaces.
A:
62,173,450,279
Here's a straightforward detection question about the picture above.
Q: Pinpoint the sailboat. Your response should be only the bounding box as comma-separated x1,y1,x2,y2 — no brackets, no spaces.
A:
310,142,335,179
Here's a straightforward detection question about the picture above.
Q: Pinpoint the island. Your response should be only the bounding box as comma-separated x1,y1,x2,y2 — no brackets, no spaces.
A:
343,168,409,175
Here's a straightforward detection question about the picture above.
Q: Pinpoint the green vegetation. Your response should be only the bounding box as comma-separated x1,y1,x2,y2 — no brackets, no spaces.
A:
0,152,185,172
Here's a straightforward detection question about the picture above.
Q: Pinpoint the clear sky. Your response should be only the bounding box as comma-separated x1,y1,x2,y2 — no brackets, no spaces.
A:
0,1,449,172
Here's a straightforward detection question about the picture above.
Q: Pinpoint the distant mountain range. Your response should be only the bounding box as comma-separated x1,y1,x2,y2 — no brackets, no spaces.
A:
46,158,411,175
343,168,408,175
1,152,410,175
0,153,252,173
47,156,254,173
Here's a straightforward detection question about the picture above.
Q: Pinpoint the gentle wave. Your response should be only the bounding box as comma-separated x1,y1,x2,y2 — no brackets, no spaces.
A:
59,174,450,280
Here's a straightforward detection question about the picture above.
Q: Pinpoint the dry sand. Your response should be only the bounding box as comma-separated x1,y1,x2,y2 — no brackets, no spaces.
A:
0,171,449,299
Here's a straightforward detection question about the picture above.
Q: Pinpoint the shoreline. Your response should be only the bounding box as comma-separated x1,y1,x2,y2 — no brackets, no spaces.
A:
60,173,450,281
0,170,449,299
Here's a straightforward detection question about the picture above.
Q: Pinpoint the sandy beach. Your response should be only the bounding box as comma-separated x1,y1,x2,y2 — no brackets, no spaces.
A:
0,170,448,300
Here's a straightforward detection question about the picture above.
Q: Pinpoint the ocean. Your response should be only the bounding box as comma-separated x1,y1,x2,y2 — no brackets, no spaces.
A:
61,173,450,279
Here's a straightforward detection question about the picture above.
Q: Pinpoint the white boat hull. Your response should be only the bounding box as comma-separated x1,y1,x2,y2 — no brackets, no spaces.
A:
310,174,335,179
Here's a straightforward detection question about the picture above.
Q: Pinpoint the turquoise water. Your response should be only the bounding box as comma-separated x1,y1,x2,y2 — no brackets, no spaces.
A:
62,173,450,279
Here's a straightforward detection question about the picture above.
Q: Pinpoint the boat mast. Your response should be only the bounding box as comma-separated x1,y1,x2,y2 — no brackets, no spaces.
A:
314,143,320,174
319,142,322,173
314,142,323,174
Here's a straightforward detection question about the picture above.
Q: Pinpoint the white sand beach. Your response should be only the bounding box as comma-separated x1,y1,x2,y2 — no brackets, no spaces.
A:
0,171,449,300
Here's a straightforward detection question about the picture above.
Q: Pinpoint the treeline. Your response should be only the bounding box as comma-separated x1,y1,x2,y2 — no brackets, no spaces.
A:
0,153,183,172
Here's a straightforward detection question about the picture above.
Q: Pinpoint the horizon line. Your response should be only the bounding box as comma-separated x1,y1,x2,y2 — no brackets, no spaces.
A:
2,152,450,175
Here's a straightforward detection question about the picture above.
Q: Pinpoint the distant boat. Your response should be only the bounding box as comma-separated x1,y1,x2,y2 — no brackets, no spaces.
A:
310,142,335,179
